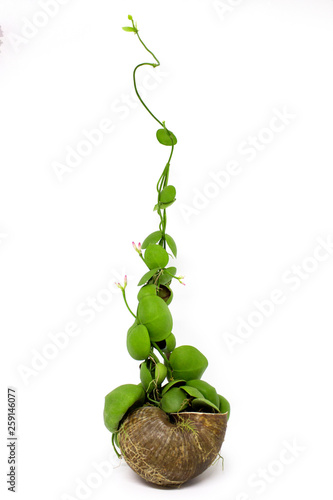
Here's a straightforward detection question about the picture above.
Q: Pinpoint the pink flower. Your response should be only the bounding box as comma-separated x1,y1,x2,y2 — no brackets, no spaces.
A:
132,241,142,255
115,275,127,291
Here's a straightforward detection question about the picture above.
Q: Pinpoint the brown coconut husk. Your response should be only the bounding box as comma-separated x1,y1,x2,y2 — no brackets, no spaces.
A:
118,405,228,487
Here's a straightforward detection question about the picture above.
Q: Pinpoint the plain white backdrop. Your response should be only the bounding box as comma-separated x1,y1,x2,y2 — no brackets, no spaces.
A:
1,1,333,499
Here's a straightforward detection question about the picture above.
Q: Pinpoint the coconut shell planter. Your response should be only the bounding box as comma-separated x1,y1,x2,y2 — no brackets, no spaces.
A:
103,16,230,488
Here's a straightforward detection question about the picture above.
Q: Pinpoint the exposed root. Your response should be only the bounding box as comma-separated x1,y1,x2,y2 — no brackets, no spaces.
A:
175,418,198,435
211,452,224,471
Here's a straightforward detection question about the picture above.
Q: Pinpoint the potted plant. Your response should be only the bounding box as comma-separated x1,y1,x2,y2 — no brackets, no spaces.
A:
103,16,230,487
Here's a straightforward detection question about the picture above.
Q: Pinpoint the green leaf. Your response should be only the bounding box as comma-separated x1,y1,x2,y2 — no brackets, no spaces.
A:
144,244,169,270
157,275,171,286
137,295,173,341
218,394,230,419
156,129,178,146
164,266,177,277
141,231,162,249
180,386,204,399
137,284,157,301
138,268,159,286
161,200,175,209
165,332,176,351
169,346,208,381
154,200,176,211
140,362,154,391
159,185,176,204
186,380,219,407
161,379,186,396
122,26,137,32
127,324,151,360
191,397,220,413
165,234,177,257
160,387,188,413
155,363,167,385
158,267,176,286
104,384,145,433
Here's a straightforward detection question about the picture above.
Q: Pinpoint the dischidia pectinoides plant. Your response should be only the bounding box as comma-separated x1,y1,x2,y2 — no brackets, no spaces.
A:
103,16,230,487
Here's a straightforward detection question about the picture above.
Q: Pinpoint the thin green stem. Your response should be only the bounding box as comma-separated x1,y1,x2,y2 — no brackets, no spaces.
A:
133,63,164,127
121,290,136,318
149,351,160,364
129,19,176,244
112,433,121,459
156,164,168,192
135,25,160,65
147,394,160,405
139,253,145,264
162,211,167,249
165,144,175,181
131,23,163,127
163,269,177,278
157,143,174,247
152,342,171,369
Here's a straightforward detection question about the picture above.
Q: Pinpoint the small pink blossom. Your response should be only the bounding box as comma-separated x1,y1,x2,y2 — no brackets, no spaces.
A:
115,276,127,291
132,241,142,255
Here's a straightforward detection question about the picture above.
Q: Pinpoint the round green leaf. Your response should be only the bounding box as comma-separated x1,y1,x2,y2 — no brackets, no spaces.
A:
165,332,176,351
165,267,177,276
141,231,162,249
155,363,167,385
127,318,138,331
104,384,145,433
126,324,151,360
180,385,204,399
159,267,177,286
169,346,208,381
156,129,178,146
159,185,176,204
186,380,219,407
137,284,157,301
144,244,169,270
137,295,173,341
218,394,230,419
160,387,188,413
140,362,153,391
191,397,220,412
161,379,186,396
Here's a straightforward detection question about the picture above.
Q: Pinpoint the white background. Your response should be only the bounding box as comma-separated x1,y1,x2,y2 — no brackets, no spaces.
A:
1,1,333,499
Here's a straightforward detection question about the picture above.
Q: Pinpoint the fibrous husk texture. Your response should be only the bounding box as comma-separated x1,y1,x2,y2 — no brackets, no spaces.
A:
118,405,228,487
